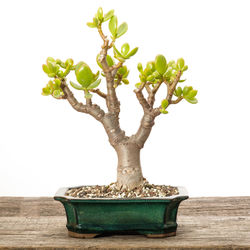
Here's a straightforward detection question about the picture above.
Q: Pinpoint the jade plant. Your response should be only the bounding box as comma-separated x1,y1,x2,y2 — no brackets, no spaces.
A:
42,7,198,191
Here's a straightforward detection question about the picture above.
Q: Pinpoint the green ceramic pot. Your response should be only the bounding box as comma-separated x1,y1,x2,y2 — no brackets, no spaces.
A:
54,186,188,238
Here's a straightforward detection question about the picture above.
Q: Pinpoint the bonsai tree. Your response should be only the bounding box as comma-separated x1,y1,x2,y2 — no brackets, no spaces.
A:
42,7,198,191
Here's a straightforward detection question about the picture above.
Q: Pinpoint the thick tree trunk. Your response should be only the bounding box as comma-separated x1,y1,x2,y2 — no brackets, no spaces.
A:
115,142,144,190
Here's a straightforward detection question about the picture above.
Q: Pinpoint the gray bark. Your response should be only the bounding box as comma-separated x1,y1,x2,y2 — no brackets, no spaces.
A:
115,141,143,190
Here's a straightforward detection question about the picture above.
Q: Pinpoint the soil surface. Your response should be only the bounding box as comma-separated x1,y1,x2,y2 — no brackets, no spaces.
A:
65,180,179,198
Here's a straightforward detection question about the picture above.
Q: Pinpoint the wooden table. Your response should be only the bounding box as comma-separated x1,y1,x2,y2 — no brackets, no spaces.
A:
0,197,249,249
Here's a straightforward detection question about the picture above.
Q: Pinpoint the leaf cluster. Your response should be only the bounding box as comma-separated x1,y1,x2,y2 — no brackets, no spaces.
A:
42,57,75,98
87,8,114,28
42,7,198,114
87,7,128,41
160,99,169,114
136,55,188,87
42,78,64,99
174,86,198,104
113,43,138,62
70,62,101,99
42,57,74,78
96,54,130,87
86,7,139,89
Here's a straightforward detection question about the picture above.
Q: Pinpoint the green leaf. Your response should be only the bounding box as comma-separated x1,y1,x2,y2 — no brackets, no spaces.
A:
93,17,98,26
155,54,167,75
42,87,51,96
57,70,64,77
87,78,101,90
118,66,127,75
152,71,160,79
182,65,188,71
48,73,56,78
123,70,129,78
171,63,177,70
106,55,115,67
126,47,138,58
53,89,61,98
75,61,84,72
168,60,175,67
185,97,198,104
175,87,182,97
139,74,146,82
56,60,66,69
46,58,59,74
42,64,50,74
109,15,117,37
47,62,55,73
179,79,186,83
97,7,103,21
54,79,61,88
183,86,193,96
146,61,155,72
70,81,84,90
187,89,198,99
122,78,129,84
135,82,141,88
97,54,114,68
161,99,169,109
113,45,125,59
116,22,128,38
65,59,74,67
121,43,130,56
46,57,55,64
48,80,54,89
104,9,114,22
177,58,185,70
87,22,97,28
147,75,155,81
137,63,143,73
75,62,94,88
96,54,103,69
163,69,172,79
160,109,168,114
56,58,63,65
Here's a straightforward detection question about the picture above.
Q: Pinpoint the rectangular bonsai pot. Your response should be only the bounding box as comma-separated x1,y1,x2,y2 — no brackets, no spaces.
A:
54,186,188,238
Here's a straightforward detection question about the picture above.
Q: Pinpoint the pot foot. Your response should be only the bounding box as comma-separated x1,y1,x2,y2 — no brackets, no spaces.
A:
145,231,176,238
68,231,99,238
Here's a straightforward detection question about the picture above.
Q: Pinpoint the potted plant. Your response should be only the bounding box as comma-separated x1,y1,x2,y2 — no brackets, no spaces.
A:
42,7,197,238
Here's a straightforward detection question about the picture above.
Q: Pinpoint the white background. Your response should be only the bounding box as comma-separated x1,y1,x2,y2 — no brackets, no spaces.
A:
0,0,249,197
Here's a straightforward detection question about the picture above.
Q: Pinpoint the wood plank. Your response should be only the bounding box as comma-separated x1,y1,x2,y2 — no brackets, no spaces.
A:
0,197,249,249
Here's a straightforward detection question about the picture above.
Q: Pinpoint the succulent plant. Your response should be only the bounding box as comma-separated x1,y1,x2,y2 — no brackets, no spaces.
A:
42,7,198,191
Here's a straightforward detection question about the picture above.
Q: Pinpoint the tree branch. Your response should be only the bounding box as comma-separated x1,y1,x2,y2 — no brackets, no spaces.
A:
170,96,183,104
98,27,107,43
132,112,156,149
89,88,107,99
167,71,182,101
153,71,183,117
113,74,123,88
86,98,92,106
145,83,152,96
133,82,158,148
98,26,120,115
134,82,151,112
61,81,105,122
111,61,123,76
148,81,163,107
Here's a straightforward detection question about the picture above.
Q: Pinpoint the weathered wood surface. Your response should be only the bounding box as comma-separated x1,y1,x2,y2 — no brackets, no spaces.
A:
0,197,250,249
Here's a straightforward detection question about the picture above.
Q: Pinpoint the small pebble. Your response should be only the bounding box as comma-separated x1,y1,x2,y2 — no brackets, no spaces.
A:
65,180,179,199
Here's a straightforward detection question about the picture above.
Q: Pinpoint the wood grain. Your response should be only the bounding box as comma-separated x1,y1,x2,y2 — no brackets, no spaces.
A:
0,197,249,249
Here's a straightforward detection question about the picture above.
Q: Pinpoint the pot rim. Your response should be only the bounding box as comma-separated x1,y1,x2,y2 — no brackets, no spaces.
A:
54,185,188,201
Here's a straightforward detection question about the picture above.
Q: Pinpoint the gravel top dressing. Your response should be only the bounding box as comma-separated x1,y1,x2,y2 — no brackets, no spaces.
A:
65,180,179,199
